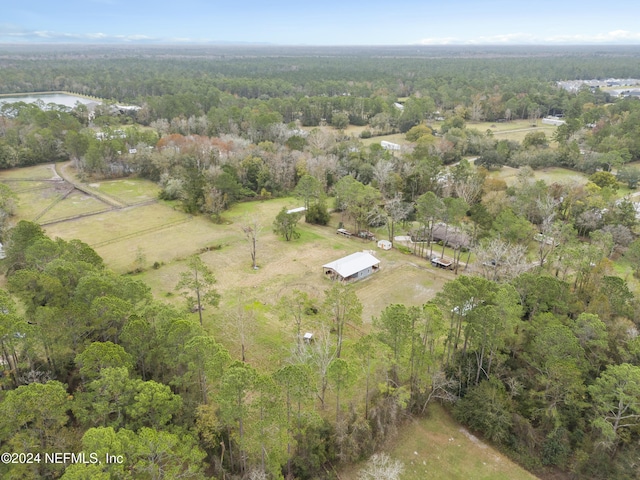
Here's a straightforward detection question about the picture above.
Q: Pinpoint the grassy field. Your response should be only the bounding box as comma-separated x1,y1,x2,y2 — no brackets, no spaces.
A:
44,202,187,245
339,404,539,480
301,118,559,148
86,177,160,205
136,201,450,323
129,198,453,367
0,163,60,181
487,165,640,201
487,165,590,186
360,132,407,147
39,190,111,224
431,119,559,144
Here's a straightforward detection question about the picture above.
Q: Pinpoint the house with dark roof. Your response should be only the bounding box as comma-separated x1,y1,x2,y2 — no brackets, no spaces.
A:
430,224,471,248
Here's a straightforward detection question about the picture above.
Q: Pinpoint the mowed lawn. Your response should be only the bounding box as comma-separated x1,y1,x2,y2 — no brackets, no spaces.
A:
467,119,558,144
339,404,539,480
488,165,589,186
39,190,111,223
133,198,455,370
0,163,73,221
87,177,160,205
0,163,60,181
137,200,450,324
44,203,196,268
3,165,452,381
10,182,76,221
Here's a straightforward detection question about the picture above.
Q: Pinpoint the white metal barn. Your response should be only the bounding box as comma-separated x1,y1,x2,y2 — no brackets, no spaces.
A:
322,251,380,282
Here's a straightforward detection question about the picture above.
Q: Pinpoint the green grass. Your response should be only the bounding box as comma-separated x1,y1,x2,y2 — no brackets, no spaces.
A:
464,120,558,144
0,163,60,181
39,191,111,223
87,178,160,205
360,132,407,147
488,166,589,187
1,180,52,193
12,185,70,221
532,167,589,185
1,165,540,480
340,404,538,480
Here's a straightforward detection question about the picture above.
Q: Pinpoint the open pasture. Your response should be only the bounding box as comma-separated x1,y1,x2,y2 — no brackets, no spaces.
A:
136,200,448,327
3,166,451,367
466,119,558,143
38,190,111,224
44,202,192,255
0,163,61,181
87,177,160,205
339,404,538,480
91,214,230,273
10,182,73,221
488,165,589,186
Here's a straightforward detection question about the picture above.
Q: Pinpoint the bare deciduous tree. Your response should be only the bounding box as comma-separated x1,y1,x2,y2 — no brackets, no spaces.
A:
475,237,529,282
358,453,404,480
454,172,484,205
240,215,262,269
420,370,459,414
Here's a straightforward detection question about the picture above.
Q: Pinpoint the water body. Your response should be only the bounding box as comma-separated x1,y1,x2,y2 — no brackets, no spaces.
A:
0,93,101,109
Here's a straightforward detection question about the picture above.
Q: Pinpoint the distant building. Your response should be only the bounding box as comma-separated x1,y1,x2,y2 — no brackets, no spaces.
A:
381,141,401,151
541,116,566,126
323,251,380,282
286,207,306,214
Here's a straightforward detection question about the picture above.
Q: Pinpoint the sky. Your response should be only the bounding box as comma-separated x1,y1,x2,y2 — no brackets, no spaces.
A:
2,0,640,46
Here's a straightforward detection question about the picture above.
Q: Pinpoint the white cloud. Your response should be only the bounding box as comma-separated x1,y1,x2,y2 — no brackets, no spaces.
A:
0,27,157,43
468,33,537,44
418,37,464,45
417,30,640,45
543,30,640,43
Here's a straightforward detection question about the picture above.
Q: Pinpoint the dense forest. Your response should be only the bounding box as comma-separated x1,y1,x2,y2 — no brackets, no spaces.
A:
1,45,640,479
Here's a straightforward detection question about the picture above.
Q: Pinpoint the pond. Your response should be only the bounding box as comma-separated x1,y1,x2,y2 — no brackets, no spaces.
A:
0,92,101,109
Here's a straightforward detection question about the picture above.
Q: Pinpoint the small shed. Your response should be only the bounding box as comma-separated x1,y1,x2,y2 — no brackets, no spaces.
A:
303,332,314,344
0,242,5,260
287,207,307,214
542,116,566,126
323,251,380,282
377,239,392,250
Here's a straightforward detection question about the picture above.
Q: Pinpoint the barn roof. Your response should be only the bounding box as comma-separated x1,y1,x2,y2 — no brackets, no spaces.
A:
323,252,380,278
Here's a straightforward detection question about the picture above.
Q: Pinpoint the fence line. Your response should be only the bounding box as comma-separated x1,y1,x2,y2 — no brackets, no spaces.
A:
33,187,75,222
90,216,194,248
38,207,116,226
